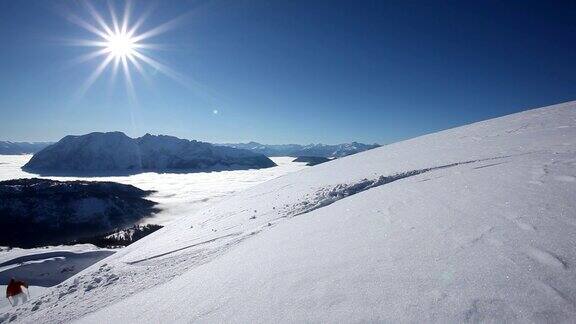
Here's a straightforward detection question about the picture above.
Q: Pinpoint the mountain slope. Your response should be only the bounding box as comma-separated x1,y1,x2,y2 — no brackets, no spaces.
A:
4,101,576,323
23,132,276,175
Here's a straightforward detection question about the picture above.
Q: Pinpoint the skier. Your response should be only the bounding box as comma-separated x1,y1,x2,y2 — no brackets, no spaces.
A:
6,278,29,306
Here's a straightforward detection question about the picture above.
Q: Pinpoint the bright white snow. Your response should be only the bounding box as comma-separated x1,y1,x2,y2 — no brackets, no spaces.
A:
2,101,576,323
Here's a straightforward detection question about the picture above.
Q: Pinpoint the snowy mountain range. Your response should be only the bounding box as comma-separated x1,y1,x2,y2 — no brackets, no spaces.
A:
0,141,52,155
0,178,158,248
3,100,576,322
220,141,380,157
23,132,276,175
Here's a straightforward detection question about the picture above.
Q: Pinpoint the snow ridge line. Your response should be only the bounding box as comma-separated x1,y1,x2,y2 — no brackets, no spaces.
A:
290,156,511,217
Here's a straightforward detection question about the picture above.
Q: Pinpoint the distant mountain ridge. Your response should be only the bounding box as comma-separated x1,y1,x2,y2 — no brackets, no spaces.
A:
23,132,276,175
220,141,381,158
0,141,53,155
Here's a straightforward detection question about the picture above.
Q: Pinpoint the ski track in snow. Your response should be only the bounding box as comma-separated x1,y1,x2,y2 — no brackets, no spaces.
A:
125,232,243,265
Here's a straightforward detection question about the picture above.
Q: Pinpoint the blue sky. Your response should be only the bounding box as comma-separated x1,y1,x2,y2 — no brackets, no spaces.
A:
0,0,575,144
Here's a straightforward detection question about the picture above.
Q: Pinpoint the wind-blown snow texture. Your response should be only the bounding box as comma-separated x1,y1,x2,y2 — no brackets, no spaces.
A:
3,101,576,323
23,132,276,175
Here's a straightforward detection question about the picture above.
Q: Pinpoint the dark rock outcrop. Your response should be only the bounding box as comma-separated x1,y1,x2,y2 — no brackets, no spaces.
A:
293,156,331,166
0,178,158,248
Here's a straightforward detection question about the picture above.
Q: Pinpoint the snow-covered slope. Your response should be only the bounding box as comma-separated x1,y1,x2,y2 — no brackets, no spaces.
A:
23,132,276,175
3,101,576,323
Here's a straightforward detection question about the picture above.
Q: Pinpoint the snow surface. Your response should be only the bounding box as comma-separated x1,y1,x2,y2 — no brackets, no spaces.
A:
2,101,576,323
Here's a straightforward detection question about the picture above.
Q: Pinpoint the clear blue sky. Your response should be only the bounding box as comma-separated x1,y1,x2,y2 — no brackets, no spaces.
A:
0,0,575,144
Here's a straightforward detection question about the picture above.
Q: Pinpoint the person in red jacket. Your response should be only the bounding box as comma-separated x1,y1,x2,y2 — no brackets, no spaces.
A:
6,278,29,306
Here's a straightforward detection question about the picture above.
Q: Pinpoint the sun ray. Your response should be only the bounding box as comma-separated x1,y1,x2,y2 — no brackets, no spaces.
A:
127,55,146,79
83,1,114,37
112,56,121,79
77,53,115,97
66,13,109,40
131,50,209,97
108,2,121,35
67,48,110,67
131,12,191,43
121,56,137,103
132,43,168,50
121,1,132,35
66,39,109,47
129,51,188,85
127,5,153,38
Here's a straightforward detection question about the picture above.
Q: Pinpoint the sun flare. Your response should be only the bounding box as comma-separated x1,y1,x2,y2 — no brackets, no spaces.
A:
67,1,188,97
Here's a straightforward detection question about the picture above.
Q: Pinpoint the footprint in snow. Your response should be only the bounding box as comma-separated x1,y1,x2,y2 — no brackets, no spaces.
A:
84,283,97,292
31,300,42,311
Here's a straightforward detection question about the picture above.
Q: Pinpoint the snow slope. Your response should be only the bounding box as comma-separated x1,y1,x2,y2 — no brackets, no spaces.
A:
3,101,576,323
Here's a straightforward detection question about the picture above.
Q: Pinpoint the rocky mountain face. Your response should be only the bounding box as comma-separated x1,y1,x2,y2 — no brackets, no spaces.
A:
221,141,380,158
0,178,158,248
292,156,331,166
0,141,52,155
23,132,276,175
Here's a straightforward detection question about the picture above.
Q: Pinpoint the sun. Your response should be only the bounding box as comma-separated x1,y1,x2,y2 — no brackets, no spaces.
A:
66,1,189,97
106,32,137,59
